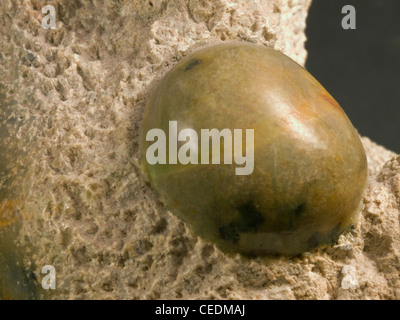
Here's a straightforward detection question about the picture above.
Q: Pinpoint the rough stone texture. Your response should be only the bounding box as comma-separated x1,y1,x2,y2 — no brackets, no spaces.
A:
0,0,399,300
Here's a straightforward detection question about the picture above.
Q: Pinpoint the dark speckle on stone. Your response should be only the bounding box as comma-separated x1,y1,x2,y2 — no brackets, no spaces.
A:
219,224,240,243
308,232,321,249
236,202,264,232
294,203,305,216
0,52,3,59
185,59,202,71
327,223,342,245
29,271,37,282
27,52,35,62
219,201,264,243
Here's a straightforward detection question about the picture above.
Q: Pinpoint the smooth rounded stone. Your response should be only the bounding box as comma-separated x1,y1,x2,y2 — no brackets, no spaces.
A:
140,42,368,256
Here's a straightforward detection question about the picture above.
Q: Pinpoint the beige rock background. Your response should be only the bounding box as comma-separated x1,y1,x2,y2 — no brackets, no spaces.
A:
0,0,399,299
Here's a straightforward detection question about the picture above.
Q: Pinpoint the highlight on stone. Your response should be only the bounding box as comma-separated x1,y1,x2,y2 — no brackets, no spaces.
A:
140,42,368,256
